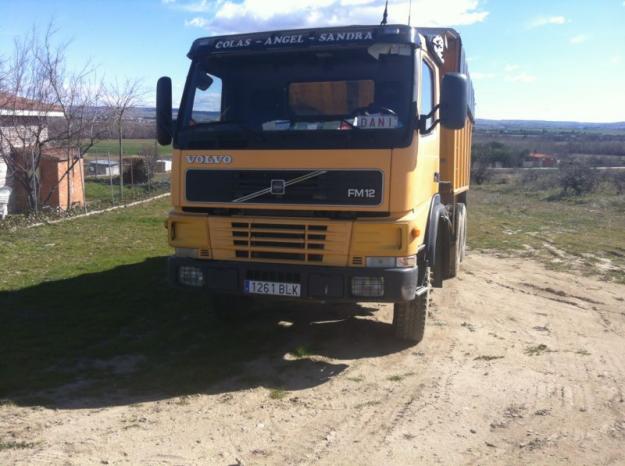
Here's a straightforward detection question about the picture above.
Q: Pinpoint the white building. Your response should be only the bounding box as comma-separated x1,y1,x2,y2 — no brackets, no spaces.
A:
156,159,172,173
87,160,120,177
0,92,64,217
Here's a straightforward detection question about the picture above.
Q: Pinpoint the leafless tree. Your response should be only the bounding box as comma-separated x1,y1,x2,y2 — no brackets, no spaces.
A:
0,23,110,212
104,78,144,203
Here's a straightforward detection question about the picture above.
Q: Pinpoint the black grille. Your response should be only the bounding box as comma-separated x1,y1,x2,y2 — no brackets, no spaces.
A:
246,270,301,283
186,169,382,205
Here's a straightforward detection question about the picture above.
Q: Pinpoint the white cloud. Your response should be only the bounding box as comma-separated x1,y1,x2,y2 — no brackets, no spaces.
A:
611,55,622,65
170,0,488,35
506,72,537,83
161,0,176,4
471,72,496,80
569,34,588,44
185,16,209,27
528,15,567,28
504,64,520,72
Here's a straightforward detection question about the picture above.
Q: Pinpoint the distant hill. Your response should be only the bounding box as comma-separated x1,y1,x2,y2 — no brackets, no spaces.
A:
476,119,625,132
127,107,625,132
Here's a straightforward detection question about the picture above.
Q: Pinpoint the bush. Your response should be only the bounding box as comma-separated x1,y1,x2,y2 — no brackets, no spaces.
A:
122,158,149,184
471,163,492,185
472,141,529,168
558,161,598,196
520,170,558,191
611,171,625,195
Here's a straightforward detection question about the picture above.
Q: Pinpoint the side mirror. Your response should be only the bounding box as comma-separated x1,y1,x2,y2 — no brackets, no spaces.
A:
196,73,213,91
156,76,173,146
440,73,467,130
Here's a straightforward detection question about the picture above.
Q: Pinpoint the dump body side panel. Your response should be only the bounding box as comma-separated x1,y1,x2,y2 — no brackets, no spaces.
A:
440,118,472,193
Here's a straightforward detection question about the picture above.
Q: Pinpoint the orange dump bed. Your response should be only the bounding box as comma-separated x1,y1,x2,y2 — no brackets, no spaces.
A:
420,28,474,194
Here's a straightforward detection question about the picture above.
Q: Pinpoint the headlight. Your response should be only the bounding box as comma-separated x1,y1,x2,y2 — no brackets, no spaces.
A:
351,276,385,297
175,248,199,258
178,266,204,287
365,255,416,268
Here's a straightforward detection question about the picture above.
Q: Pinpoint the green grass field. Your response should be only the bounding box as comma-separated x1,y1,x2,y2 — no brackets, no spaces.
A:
1,179,623,404
468,177,625,283
0,198,299,403
84,178,170,208
87,139,171,157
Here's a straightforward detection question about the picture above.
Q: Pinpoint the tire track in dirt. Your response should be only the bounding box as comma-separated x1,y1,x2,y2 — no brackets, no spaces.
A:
2,253,625,465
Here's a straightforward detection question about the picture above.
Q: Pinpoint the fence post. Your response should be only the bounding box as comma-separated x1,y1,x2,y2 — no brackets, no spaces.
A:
78,147,87,214
107,152,114,204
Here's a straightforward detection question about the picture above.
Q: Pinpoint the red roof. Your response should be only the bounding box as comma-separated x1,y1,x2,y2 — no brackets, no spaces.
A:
529,152,557,160
0,92,63,113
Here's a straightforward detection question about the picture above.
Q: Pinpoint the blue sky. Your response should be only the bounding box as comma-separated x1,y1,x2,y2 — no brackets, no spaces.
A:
1,0,624,122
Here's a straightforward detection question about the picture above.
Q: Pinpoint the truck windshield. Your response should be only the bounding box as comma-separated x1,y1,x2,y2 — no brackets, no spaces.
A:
176,45,414,150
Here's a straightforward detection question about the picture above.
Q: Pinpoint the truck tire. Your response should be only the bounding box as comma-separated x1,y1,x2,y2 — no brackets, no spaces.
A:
445,203,467,279
393,268,431,344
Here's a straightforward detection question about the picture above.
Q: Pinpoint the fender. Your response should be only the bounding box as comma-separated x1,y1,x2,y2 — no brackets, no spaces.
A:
425,195,451,288
424,194,450,267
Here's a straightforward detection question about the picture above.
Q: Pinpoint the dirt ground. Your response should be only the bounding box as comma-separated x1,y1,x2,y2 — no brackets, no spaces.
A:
1,253,625,465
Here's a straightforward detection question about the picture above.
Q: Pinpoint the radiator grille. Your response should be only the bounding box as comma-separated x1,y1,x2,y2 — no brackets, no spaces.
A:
231,222,327,263
209,217,352,266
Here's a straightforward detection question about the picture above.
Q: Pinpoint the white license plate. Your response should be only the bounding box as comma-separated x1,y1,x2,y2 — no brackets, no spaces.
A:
244,280,301,297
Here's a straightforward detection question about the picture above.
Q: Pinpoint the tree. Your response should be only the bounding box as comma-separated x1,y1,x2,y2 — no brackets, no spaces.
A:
0,23,110,212
104,79,144,203
558,161,598,196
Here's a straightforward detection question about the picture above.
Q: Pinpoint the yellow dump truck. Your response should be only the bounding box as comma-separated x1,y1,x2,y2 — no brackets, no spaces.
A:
156,24,474,343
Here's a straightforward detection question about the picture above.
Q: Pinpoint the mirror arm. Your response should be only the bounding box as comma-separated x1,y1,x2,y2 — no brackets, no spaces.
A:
424,104,440,121
418,104,441,134
422,119,440,135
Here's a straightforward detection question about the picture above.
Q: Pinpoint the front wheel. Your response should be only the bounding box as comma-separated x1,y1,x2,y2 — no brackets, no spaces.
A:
392,268,431,344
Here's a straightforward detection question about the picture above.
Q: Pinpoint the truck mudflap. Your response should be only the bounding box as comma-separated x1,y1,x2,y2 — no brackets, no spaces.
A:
168,257,418,303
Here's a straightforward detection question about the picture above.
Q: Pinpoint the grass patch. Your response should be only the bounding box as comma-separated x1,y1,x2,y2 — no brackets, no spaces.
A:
474,355,505,361
524,344,554,356
84,179,169,208
289,345,314,358
387,372,415,382
0,440,36,450
346,376,364,383
468,179,625,283
269,388,287,400
87,139,171,157
355,400,381,409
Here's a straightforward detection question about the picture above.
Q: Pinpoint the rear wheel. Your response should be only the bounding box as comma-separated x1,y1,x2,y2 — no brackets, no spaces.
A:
393,268,431,344
445,203,467,279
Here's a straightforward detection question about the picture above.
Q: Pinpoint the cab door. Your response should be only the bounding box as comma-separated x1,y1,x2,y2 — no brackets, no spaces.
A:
414,51,440,205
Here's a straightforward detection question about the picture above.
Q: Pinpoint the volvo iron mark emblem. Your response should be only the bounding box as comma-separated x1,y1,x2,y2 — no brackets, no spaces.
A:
270,179,286,195
232,170,327,203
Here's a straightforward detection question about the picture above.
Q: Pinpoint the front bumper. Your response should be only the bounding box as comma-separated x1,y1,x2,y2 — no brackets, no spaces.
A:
168,257,418,303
